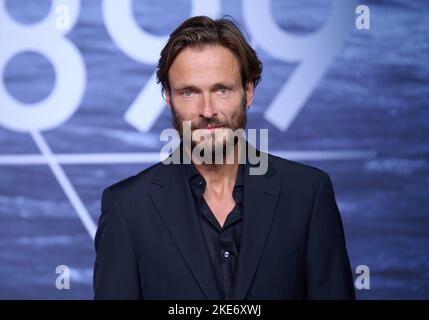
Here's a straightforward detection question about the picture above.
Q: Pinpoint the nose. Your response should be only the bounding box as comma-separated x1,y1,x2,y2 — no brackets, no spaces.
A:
200,93,217,119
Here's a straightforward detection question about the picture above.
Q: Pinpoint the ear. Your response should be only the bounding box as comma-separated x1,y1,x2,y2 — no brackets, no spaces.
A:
165,89,172,110
245,81,255,109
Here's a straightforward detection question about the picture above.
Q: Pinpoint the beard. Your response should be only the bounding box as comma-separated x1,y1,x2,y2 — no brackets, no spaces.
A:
170,94,248,161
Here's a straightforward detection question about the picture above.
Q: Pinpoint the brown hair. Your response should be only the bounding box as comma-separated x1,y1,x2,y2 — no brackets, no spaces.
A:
156,15,262,96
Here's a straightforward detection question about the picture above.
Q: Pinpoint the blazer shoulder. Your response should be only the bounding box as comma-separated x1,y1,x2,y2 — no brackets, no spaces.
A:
103,161,166,198
268,153,330,182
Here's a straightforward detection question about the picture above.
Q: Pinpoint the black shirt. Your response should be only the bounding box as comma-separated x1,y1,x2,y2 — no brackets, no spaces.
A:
181,163,244,300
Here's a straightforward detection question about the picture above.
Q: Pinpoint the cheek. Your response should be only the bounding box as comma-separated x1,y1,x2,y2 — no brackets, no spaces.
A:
218,97,244,118
173,103,196,120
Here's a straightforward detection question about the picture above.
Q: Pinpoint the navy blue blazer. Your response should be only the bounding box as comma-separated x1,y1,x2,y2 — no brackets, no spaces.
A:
93,148,355,299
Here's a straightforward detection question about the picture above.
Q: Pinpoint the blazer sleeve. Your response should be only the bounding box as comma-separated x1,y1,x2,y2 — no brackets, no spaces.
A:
306,172,355,299
93,188,142,299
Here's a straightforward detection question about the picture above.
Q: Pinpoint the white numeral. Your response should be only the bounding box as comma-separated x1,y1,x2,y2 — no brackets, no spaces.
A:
0,0,85,132
243,0,356,131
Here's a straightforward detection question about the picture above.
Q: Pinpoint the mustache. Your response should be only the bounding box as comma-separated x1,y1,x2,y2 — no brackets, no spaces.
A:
191,117,228,130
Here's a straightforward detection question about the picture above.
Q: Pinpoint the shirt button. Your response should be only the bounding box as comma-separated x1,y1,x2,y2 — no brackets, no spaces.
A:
224,251,230,258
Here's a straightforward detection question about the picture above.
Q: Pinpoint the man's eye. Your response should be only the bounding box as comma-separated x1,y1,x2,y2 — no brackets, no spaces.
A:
217,87,230,95
181,89,193,97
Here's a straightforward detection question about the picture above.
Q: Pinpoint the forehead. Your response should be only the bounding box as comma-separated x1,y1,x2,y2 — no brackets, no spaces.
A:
168,45,241,87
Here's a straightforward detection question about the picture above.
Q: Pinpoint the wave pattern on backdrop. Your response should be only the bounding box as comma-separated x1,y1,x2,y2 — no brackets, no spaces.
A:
0,0,428,299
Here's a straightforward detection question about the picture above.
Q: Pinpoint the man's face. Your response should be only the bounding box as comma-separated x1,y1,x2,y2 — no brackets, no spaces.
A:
166,44,254,155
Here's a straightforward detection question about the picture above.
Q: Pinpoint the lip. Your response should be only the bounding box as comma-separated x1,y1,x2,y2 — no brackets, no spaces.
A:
207,125,223,129
198,125,224,131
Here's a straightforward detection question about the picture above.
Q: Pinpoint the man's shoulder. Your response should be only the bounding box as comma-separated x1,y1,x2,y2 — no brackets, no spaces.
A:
267,152,329,183
104,161,169,196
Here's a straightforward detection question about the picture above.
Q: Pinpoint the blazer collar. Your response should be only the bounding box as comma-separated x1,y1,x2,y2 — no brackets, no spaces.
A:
232,148,280,299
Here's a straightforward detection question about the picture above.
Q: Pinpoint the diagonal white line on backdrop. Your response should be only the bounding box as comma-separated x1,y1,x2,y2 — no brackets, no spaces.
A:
30,131,96,240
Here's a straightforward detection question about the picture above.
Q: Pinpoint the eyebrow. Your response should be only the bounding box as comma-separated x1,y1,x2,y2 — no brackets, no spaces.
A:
172,82,237,92
172,84,200,92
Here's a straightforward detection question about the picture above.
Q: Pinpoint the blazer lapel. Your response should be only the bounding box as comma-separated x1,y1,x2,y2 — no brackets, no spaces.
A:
149,161,222,300
232,151,280,299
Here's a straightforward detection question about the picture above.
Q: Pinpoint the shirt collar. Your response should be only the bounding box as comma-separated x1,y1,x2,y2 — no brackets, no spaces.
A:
181,162,244,189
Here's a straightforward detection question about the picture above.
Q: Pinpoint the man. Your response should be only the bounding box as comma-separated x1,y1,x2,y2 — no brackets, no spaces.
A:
93,16,355,300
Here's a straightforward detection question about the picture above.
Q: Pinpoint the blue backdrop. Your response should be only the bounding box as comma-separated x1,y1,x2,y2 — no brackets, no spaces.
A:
0,0,428,299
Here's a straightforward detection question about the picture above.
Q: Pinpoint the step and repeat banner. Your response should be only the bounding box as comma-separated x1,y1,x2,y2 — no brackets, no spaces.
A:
0,0,427,299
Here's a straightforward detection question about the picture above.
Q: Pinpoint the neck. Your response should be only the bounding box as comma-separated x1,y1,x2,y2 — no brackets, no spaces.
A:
186,142,242,192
